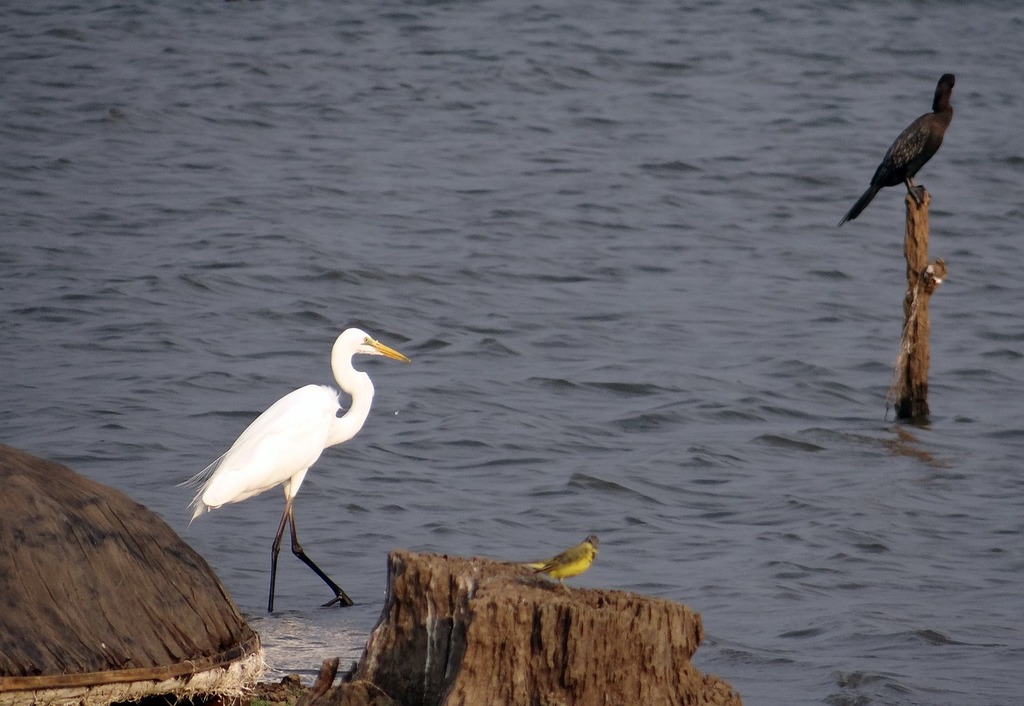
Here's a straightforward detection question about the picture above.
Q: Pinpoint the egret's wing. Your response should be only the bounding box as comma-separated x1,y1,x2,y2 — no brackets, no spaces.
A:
179,451,226,489
184,451,230,523
188,385,339,516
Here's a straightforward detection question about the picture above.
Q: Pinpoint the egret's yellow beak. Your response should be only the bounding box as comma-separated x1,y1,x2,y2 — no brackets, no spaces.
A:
367,337,411,363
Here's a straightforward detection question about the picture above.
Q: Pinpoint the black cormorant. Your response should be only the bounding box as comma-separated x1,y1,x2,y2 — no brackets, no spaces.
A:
838,74,955,227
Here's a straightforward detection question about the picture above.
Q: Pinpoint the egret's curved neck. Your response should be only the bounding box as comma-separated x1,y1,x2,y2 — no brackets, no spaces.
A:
326,358,375,448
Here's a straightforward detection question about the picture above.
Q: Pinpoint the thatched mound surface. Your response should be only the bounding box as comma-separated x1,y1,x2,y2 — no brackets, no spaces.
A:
0,444,262,705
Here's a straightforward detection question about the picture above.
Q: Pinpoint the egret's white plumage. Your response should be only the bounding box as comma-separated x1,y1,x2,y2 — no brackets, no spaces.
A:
186,327,410,612
190,384,355,517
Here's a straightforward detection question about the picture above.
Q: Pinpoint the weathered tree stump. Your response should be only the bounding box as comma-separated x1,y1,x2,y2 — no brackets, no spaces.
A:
311,550,742,706
888,190,947,421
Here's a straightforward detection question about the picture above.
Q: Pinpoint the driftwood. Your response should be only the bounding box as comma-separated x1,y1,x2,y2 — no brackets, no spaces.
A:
0,445,263,706
307,550,742,706
888,190,947,421
295,659,342,706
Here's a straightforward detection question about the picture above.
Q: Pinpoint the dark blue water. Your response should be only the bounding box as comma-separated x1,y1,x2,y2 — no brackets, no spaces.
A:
3,2,1023,704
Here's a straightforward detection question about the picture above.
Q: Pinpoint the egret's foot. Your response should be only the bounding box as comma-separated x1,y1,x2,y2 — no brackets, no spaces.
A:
323,590,355,608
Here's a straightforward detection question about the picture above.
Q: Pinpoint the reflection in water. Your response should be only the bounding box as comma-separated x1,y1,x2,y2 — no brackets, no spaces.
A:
884,426,950,469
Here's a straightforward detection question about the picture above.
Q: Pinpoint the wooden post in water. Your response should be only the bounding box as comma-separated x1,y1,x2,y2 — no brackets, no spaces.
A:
888,190,947,421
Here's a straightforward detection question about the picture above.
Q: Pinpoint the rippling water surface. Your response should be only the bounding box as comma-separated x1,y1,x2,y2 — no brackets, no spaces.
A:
3,2,1023,704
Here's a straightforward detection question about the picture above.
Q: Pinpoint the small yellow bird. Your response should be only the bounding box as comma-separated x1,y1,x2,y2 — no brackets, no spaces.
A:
525,535,599,588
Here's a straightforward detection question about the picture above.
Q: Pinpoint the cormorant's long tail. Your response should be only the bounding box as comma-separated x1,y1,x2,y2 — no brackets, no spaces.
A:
838,184,880,227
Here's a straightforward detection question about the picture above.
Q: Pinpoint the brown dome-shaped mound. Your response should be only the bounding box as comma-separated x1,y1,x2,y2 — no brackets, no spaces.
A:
0,444,262,706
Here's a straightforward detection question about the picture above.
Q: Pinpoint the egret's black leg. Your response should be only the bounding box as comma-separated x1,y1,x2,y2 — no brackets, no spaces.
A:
268,499,292,613
288,505,354,607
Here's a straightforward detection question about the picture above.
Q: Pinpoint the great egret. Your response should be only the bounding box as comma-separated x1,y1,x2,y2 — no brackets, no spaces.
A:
187,327,410,612
838,74,955,226
525,535,599,588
